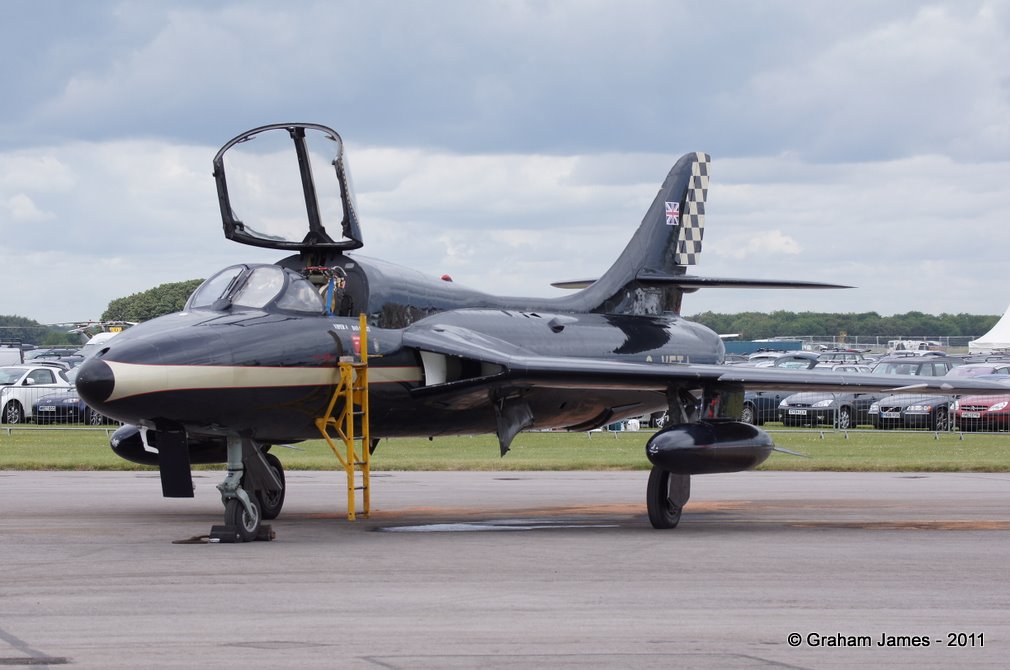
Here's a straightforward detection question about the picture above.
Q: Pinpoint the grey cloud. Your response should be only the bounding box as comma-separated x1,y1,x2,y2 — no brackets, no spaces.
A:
4,0,992,161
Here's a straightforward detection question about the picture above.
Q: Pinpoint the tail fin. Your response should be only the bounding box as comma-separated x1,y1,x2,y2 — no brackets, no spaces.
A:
558,152,711,315
554,152,846,315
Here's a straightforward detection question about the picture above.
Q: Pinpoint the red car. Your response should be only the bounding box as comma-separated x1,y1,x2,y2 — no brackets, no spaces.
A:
952,377,1010,432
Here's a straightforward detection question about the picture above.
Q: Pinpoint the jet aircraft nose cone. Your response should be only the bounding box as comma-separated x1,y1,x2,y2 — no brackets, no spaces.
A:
75,357,115,406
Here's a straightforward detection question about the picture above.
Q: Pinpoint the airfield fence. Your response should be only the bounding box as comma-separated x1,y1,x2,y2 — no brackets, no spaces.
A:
764,391,999,435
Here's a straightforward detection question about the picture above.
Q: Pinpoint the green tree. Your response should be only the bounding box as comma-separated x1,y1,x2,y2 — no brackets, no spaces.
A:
689,311,1000,341
0,316,76,346
101,279,204,323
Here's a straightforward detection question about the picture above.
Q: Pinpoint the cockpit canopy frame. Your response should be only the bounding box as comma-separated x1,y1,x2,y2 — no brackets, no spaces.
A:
187,264,324,315
212,123,364,252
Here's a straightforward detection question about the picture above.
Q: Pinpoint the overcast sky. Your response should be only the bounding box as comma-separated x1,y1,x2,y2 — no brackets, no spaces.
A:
2,0,1009,325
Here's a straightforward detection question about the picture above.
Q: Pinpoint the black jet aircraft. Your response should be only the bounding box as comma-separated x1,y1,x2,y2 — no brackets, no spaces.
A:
75,123,1009,541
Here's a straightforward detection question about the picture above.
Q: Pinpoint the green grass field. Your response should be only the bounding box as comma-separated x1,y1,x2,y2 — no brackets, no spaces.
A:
2,426,1009,472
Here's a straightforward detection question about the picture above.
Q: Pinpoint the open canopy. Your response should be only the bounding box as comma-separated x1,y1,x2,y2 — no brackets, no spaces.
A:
212,123,363,252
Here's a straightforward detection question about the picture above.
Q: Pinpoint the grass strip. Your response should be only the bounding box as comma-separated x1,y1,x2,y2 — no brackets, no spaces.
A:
2,426,1009,472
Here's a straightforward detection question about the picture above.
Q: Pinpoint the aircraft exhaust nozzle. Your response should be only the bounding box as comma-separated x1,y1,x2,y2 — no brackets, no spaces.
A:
645,420,774,475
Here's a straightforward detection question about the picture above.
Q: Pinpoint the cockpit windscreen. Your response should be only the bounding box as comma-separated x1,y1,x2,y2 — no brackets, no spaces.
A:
188,265,323,314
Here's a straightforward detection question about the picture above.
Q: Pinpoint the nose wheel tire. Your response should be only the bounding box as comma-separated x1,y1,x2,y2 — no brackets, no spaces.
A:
225,496,262,542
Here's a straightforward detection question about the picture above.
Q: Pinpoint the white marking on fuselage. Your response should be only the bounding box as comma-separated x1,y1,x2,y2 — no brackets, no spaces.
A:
104,361,422,401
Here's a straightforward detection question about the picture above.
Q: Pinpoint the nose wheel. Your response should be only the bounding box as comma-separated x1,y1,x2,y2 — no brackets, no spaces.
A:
224,494,262,542
210,437,282,543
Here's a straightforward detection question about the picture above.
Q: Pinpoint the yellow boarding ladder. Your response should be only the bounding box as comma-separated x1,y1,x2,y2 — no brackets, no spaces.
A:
315,313,371,520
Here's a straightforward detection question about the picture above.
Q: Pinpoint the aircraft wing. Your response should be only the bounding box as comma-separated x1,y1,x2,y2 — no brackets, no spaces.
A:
402,324,1010,397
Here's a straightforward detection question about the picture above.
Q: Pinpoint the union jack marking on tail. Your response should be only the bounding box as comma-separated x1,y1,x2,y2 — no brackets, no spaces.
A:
665,202,680,226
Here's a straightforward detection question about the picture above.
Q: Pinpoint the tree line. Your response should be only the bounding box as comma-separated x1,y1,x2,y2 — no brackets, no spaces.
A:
1,279,202,347
688,310,1000,341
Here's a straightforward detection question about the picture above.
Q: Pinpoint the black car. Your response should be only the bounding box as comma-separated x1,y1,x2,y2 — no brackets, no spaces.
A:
864,356,964,429
869,393,952,431
778,391,878,429
32,389,110,425
742,390,791,425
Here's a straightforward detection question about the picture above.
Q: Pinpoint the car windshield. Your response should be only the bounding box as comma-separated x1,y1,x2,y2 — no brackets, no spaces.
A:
872,362,924,375
0,367,25,384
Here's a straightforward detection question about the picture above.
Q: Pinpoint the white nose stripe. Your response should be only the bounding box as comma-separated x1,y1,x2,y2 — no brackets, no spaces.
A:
104,361,422,401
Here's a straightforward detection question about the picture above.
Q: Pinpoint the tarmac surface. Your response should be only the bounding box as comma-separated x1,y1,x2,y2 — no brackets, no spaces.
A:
1,469,1009,669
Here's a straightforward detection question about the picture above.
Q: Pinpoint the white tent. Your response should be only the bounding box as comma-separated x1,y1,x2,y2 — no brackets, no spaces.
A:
969,305,1010,353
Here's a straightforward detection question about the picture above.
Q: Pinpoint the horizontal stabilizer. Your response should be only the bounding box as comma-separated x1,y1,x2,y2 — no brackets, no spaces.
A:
635,271,851,290
552,274,849,291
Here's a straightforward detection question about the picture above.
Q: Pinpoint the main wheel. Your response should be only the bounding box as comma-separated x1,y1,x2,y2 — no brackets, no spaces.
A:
3,401,24,424
646,467,689,529
257,452,286,520
225,496,261,542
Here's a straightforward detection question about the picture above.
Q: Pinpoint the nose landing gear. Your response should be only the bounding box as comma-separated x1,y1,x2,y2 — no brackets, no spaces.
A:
210,437,283,542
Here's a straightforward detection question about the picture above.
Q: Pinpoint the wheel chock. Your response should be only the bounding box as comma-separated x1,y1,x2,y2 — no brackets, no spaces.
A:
208,524,276,543
208,524,241,543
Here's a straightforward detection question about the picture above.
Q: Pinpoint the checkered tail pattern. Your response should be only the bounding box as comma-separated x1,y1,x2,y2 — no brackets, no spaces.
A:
673,152,710,266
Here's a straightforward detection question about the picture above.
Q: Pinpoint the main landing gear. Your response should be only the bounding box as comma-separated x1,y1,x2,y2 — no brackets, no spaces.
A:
211,437,286,542
646,467,690,529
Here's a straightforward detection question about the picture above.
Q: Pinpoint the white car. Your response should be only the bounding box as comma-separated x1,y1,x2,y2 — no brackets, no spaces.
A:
0,364,72,424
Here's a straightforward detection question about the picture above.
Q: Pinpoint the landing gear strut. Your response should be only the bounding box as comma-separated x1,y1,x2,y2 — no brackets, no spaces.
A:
211,437,284,542
646,467,690,529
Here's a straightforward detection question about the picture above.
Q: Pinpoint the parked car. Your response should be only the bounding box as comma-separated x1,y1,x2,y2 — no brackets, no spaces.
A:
768,352,820,369
950,375,1010,432
869,393,953,430
778,391,878,429
740,350,816,368
0,345,24,365
31,370,112,425
865,358,966,430
0,365,73,423
887,340,943,354
822,356,961,430
742,390,792,425
812,363,873,373
79,331,121,359
869,356,962,378
815,351,868,365
751,353,820,369
952,396,1010,431
944,361,1010,378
